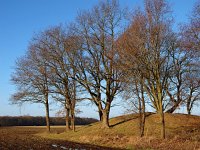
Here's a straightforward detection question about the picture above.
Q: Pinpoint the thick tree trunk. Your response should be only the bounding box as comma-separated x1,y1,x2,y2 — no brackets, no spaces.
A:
138,98,145,137
71,110,75,132
186,96,192,115
98,109,103,121
187,104,191,115
102,110,109,128
187,110,191,115
44,92,50,133
141,111,145,137
71,78,76,131
159,111,165,139
137,81,145,137
45,101,50,133
65,108,70,131
95,97,103,121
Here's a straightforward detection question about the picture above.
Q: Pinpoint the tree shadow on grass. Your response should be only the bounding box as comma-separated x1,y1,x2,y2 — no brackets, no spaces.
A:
110,112,154,128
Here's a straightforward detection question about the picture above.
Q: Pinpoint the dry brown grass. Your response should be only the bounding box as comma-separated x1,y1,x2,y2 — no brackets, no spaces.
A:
37,113,200,150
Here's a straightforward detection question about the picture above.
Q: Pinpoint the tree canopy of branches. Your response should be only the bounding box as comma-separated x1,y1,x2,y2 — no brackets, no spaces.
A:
118,0,176,138
69,0,126,128
179,1,200,114
10,0,200,139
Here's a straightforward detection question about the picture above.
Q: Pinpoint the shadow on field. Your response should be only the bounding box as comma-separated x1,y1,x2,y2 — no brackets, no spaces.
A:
110,112,154,127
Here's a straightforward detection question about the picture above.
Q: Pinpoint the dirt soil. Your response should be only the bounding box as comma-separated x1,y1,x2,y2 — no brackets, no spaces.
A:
0,126,119,150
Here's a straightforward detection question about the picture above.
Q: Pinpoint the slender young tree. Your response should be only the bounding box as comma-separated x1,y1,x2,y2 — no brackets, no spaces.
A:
116,9,148,137
121,74,146,137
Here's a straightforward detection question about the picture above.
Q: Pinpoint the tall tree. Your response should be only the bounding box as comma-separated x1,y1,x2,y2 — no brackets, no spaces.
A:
71,0,126,128
11,43,51,132
118,0,174,139
37,26,80,131
116,9,148,137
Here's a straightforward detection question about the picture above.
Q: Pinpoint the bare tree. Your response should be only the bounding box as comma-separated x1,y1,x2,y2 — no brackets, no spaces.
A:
164,38,188,113
118,0,174,139
179,1,200,114
121,74,146,137
70,0,126,128
165,45,200,114
11,42,51,132
117,9,148,137
36,26,80,131
184,68,200,114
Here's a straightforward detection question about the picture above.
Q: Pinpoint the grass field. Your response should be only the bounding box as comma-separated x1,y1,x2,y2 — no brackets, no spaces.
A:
38,113,200,150
1,113,200,150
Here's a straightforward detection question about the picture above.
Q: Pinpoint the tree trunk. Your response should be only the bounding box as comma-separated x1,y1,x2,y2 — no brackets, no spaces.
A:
45,101,50,133
187,110,191,115
187,104,191,115
141,111,145,137
138,97,143,137
166,100,182,113
95,97,103,121
139,110,142,135
65,108,70,131
140,96,145,137
137,81,145,137
159,111,165,139
44,92,50,133
71,77,76,131
98,109,103,121
71,110,75,132
102,110,109,128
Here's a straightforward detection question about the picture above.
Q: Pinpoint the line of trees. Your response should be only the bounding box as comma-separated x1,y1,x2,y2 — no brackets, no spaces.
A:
11,0,200,139
0,116,97,127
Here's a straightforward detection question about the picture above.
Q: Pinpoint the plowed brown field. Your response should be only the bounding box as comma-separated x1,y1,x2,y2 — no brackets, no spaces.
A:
0,126,119,150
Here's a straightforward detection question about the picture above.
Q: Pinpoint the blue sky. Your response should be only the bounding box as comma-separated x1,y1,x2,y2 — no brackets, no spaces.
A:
0,0,198,118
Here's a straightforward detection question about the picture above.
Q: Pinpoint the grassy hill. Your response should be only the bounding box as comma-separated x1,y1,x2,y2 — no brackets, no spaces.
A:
38,113,200,150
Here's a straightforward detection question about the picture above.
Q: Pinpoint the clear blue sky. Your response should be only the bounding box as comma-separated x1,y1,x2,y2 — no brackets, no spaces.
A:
0,0,198,118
